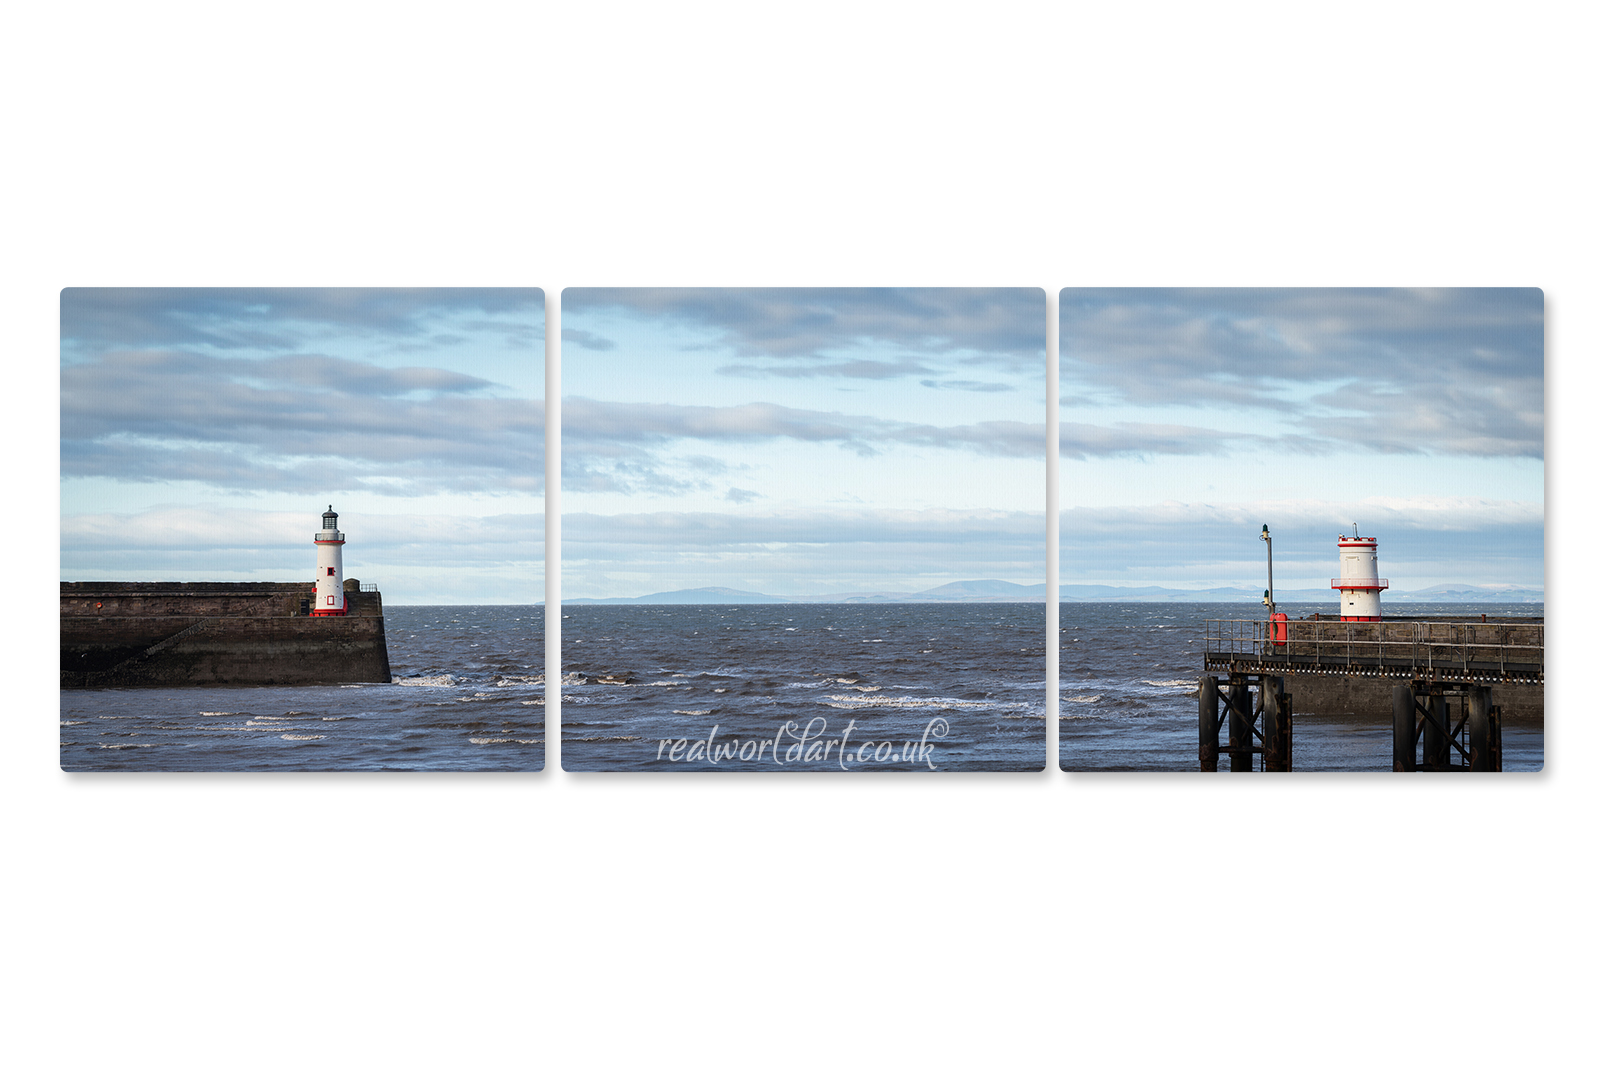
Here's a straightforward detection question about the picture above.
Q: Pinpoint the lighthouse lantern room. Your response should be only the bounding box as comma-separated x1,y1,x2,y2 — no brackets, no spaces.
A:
311,504,347,616
1331,526,1387,621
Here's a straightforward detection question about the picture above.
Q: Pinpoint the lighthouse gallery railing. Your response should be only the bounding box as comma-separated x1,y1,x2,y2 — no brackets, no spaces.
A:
1203,617,1544,684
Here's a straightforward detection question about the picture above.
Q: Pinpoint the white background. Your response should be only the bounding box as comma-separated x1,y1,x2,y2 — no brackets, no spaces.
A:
6,3,1592,1064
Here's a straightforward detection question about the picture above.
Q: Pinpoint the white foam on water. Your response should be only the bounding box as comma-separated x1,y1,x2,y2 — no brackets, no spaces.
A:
201,725,300,732
672,708,712,715
99,743,155,749
199,711,236,716
645,680,681,687
468,737,542,745
280,734,325,741
1143,680,1195,688
561,672,588,685
61,721,86,726
322,715,355,721
1064,694,1102,704
848,686,882,692
568,735,642,742
520,699,543,706
397,675,457,687
714,688,729,693
821,694,1014,710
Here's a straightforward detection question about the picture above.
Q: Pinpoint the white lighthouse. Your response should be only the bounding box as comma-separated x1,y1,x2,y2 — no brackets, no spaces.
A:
311,504,347,616
1331,526,1387,621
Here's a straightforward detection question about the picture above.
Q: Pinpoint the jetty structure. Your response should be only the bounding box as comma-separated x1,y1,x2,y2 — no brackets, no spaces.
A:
1200,526,1543,772
61,505,391,687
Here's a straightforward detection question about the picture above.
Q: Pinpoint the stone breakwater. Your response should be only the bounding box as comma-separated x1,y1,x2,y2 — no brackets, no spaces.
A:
61,581,391,687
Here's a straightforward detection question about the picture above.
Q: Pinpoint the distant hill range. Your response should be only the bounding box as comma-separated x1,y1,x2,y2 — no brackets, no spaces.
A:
564,581,1544,605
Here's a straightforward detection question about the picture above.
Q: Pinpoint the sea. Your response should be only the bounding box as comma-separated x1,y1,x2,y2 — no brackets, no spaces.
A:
60,606,546,771
561,603,1045,771
60,601,1543,773
1060,601,1545,772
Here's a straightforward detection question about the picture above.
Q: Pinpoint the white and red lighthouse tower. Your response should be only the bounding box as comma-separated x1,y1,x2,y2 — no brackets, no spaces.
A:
1331,527,1387,621
311,504,347,616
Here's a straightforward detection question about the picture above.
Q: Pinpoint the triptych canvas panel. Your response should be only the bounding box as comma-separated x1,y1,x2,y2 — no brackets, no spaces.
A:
59,287,1544,772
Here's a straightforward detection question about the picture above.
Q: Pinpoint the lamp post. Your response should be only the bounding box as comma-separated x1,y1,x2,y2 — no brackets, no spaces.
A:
1260,524,1275,618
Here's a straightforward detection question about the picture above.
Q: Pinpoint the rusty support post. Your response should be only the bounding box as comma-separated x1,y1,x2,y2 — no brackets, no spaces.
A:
1393,684,1416,772
1281,692,1293,771
1198,675,1220,772
1468,686,1499,772
1492,704,1503,769
1423,690,1450,770
1261,676,1290,771
1228,677,1253,772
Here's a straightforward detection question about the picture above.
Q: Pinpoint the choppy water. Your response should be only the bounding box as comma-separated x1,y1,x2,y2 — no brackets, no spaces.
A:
1060,602,1545,772
60,606,546,771
60,600,1543,773
561,603,1046,771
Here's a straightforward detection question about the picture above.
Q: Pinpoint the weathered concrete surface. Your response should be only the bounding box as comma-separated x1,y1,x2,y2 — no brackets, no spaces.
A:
1269,673,1542,723
61,581,391,687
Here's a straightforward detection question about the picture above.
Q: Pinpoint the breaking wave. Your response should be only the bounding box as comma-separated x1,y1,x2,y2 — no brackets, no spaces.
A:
397,674,458,687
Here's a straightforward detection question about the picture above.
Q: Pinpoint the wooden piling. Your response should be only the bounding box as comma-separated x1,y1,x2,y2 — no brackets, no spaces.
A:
1228,678,1253,772
1393,684,1416,772
1199,675,1220,772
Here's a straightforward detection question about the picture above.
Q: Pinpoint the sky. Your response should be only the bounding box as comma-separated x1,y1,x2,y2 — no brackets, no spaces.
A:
562,288,1047,598
1057,288,1545,591
58,287,1543,602
60,288,545,604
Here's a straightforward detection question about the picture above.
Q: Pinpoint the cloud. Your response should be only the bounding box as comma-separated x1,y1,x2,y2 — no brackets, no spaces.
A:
565,507,1043,549
1059,288,1544,458
1299,379,1543,457
63,507,543,551
562,327,615,351
560,396,1045,493
920,379,1015,393
718,356,937,380
61,288,543,353
565,287,1044,374
1057,421,1257,459
62,350,543,496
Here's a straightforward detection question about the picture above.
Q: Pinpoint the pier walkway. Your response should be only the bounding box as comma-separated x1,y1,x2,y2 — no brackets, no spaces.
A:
1203,615,1544,687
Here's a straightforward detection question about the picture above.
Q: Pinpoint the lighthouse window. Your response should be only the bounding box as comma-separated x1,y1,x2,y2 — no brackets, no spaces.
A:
327,595,335,605
326,567,335,576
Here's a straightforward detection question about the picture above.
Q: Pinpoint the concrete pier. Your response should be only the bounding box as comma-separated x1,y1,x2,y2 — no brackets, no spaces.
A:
60,581,392,687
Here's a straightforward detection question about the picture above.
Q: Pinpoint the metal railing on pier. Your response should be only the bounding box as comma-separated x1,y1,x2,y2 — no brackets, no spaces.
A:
1203,617,1544,684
